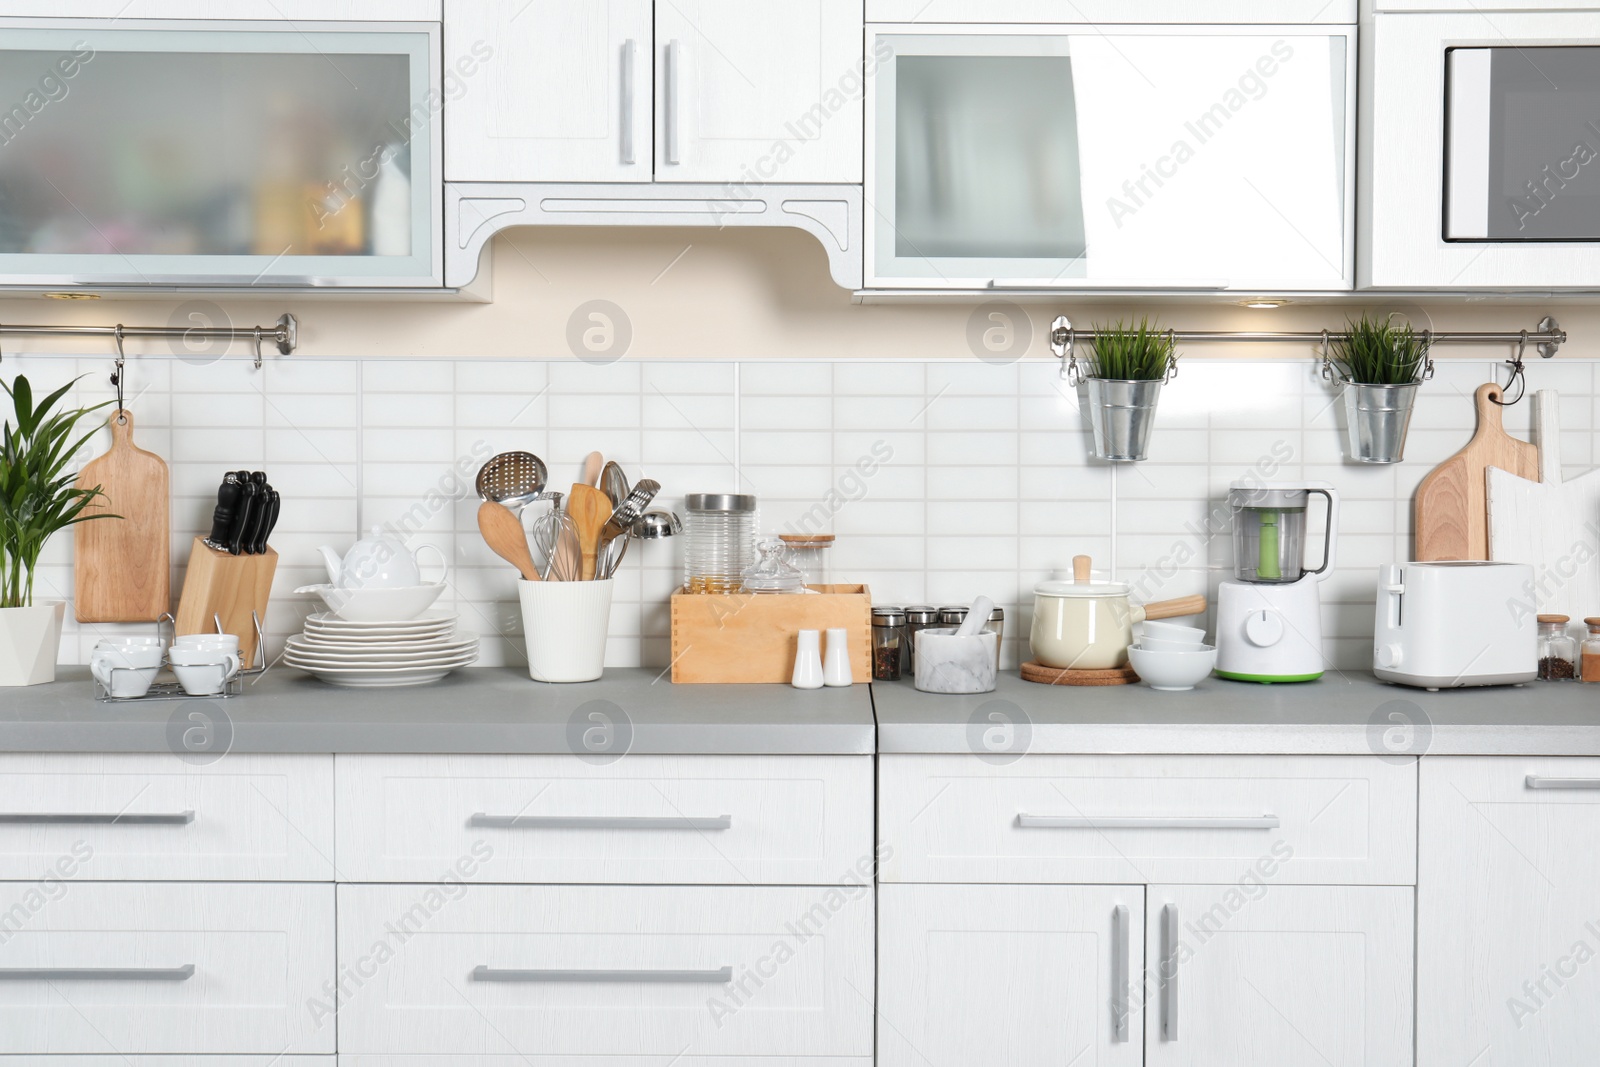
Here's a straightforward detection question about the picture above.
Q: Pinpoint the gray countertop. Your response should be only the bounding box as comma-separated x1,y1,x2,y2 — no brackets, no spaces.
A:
0,668,876,756
872,671,1600,756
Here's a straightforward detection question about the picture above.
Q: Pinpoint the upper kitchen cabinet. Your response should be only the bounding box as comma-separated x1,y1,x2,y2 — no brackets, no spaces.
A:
445,0,865,185
0,2,440,16
0,18,442,289
864,22,1357,292
1363,9,1600,288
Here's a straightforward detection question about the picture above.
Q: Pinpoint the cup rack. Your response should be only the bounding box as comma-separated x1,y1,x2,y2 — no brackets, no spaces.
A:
94,612,267,704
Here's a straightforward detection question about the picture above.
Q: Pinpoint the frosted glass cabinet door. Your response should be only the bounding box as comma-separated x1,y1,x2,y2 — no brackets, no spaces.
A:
866,25,1355,290
445,0,653,182
877,884,1144,1067
0,20,440,287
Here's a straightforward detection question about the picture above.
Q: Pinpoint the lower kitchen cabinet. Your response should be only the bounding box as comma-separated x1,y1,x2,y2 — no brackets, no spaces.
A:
877,884,1144,1067
1145,884,1414,1066
1420,757,1600,1066
335,883,873,1061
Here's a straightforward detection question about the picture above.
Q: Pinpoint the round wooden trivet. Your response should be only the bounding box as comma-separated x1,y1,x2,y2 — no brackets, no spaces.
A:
1020,660,1140,686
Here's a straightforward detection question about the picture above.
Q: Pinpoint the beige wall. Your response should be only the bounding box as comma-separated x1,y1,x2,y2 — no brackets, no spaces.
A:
3,224,1597,362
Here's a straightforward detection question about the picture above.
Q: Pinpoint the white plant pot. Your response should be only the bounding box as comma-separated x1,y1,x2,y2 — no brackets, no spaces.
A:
0,601,65,687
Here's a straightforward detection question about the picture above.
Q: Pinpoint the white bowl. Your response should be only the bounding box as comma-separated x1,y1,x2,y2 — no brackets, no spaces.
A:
1141,620,1207,644
1136,636,1207,653
1128,644,1217,691
296,583,446,623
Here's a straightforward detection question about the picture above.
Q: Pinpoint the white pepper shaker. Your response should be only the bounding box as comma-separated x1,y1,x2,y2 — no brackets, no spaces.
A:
792,629,824,689
823,627,853,686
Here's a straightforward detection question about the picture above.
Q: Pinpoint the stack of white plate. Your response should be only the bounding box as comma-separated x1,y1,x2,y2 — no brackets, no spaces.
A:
283,610,479,687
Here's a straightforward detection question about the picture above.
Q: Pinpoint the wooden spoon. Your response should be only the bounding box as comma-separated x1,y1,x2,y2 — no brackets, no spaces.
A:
477,501,540,581
568,483,613,581
581,450,604,488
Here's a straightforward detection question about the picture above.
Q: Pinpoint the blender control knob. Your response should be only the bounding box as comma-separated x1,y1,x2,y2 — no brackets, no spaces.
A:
1376,643,1404,668
1244,609,1284,647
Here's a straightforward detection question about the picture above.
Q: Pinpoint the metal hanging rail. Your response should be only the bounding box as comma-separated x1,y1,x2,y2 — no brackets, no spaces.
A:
1049,314,1565,358
0,313,297,369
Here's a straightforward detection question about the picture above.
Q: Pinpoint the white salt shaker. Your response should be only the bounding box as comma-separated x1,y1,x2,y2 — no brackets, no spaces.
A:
823,627,853,686
792,629,824,689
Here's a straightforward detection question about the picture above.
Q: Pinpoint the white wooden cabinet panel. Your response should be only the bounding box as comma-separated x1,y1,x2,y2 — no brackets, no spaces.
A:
338,1059,867,1066
1145,884,1414,1067
1419,757,1600,1067
866,1,1355,21
877,884,1143,1067
0,882,334,1055
0,1059,331,1065
654,0,864,183
11,2,439,17
879,754,1416,885
445,0,653,182
0,754,333,881
336,883,874,1058
335,753,872,884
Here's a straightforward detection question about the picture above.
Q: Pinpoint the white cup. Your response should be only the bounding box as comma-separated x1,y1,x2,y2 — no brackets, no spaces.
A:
173,633,240,656
168,646,241,696
90,643,163,699
518,578,614,683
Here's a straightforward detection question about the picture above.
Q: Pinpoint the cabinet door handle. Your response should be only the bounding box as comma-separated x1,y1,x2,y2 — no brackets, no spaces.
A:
1162,904,1179,1041
1111,904,1129,1042
620,39,636,165
663,39,681,165
468,814,731,831
1526,775,1600,790
0,811,195,825
473,965,731,983
0,965,195,981
1017,814,1279,830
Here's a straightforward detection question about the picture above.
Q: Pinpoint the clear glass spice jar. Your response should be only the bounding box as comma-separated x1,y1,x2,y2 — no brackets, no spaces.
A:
1537,614,1578,681
1582,618,1600,683
683,493,757,594
872,608,906,681
778,533,834,589
903,605,939,674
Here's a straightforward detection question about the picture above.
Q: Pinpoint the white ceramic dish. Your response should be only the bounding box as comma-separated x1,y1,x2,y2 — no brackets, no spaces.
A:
1140,620,1207,644
304,609,456,634
285,659,475,688
296,583,446,623
287,629,476,653
285,647,478,668
1137,636,1208,653
1128,644,1218,691
284,642,478,666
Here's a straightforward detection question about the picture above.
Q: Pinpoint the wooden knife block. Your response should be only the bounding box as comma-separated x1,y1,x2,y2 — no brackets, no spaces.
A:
175,538,276,669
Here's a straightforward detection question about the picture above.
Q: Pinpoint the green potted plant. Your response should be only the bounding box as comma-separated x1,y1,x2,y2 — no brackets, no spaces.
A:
1077,317,1178,462
1328,314,1432,464
0,376,114,686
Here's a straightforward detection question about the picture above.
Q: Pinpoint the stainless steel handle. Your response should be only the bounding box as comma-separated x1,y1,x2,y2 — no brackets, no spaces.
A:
1526,776,1600,790
1111,904,1129,1042
663,39,680,165
0,965,195,981
0,811,194,825
473,965,731,983
468,814,731,831
620,39,636,165
1162,904,1179,1041
1017,814,1279,830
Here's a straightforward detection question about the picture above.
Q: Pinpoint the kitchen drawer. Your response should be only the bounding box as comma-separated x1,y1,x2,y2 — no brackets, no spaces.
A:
336,884,874,1059
0,1060,331,1065
0,754,333,881
0,882,333,1055
335,754,873,884
880,754,1417,885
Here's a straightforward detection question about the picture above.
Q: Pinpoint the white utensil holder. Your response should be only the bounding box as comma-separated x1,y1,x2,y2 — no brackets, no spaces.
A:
518,579,614,683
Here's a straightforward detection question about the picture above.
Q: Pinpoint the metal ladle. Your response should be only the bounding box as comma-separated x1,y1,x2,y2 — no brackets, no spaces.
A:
475,451,548,516
631,510,682,539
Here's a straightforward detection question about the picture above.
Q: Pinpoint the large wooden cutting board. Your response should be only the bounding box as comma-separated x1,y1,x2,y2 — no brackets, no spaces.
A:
74,410,169,622
1414,382,1538,561
1488,390,1600,621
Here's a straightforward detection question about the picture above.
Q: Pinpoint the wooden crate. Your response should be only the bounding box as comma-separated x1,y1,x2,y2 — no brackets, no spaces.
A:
670,584,872,684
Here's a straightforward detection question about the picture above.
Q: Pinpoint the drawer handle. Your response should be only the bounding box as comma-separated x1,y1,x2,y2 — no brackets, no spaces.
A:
472,965,732,984
0,965,195,981
468,814,732,831
1111,904,1129,1042
1162,904,1179,1041
1526,776,1600,790
0,811,195,825
1017,814,1280,830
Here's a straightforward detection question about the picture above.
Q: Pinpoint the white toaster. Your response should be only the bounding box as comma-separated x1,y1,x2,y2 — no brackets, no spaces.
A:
1373,561,1537,688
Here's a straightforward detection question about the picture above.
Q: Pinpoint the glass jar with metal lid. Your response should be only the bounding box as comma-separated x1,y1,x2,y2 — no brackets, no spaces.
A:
684,493,757,594
903,605,939,673
872,607,906,681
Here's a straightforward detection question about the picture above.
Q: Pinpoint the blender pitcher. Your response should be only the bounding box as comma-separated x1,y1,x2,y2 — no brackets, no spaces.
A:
1229,485,1337,583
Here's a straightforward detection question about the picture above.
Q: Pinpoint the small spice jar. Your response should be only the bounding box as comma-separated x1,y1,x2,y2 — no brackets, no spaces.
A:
1537,614,1578,681
903,606,939,674
1582,618,1600,683
937,605,969,627
872,608,906,681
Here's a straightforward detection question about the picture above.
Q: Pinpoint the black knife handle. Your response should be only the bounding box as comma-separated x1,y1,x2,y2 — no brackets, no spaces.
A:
228,481,260,556
205,475,243,552
253,489,280,555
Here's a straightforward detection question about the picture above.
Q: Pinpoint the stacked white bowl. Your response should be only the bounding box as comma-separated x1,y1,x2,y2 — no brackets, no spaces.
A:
1127,620,1216,691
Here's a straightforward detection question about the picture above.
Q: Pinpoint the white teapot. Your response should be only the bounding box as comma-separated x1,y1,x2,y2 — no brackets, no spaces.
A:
319,527,444,590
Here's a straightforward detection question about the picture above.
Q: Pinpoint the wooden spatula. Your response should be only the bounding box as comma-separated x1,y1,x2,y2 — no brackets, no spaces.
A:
74,409,169,622
568,483,613,581
477,501,540,581
1415,382,1538,560
581,451,604,488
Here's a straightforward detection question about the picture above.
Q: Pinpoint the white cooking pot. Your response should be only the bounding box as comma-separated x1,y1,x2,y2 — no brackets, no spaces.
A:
1030,556,1207,670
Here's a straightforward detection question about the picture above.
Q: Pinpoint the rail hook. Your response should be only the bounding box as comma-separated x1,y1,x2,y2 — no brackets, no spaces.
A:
252,327,264,371
1491,331,1529,407
111,324,126,416
1318,328,1333,381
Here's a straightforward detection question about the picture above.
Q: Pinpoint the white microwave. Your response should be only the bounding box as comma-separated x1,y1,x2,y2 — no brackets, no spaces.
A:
863,23,1357,292
1366,10,1600,288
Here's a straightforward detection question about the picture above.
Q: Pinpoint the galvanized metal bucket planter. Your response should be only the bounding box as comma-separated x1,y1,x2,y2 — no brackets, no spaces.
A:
1083,377,1164,462
1340,380,1419,464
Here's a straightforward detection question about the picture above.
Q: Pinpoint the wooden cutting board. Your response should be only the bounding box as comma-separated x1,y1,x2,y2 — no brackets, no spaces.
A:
1414,382,1538,561
1488,389,1600,621
74,410,169,622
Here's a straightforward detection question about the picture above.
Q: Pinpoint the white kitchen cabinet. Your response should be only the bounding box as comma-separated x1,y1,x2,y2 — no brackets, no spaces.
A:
1419,757,1600,1066
655,0,864,184
877,884,1143,1067
444,0,653,182
6,2,437,16
1145,884,1414,1067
